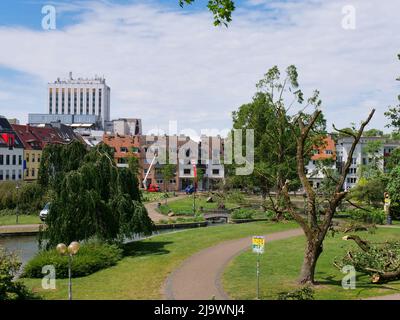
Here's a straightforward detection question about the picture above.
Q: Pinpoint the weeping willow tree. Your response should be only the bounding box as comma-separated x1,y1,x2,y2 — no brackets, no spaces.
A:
39,141,153,248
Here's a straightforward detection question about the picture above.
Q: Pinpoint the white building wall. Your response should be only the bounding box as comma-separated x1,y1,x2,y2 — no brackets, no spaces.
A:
48,74,110,128
0,147,24,182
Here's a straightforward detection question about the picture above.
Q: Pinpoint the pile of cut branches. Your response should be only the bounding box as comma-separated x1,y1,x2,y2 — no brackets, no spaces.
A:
334,235,400,283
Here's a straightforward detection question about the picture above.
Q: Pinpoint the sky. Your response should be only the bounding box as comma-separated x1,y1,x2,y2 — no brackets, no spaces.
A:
0,0,399,137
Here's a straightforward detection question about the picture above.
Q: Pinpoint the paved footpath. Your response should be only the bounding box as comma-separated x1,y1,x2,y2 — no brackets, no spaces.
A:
164,228,304,300
144,194,189,223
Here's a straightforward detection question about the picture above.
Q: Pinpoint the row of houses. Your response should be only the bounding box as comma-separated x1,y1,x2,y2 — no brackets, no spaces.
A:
0,115,225,191
306,135,400,190
101,133,225,191
0,116,79,183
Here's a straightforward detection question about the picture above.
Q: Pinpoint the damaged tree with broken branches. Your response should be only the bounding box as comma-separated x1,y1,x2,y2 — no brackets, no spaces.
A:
282,108,375,284
335,235,400,283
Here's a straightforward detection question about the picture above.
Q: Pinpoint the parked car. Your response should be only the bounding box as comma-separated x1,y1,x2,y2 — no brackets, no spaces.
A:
185,185,195,195
147,184,161,192
39,202,51,221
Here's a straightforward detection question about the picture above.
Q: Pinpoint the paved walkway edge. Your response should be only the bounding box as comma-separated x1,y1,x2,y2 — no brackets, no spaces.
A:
163,228,304,300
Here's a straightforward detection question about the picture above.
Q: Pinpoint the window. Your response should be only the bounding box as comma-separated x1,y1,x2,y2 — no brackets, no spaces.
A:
86,89,90,114
5,170,9,180
118,158,128,164
18,155,22,165
49,88,53,114
32,154,35,163
12,170,16,180
37,154,41,163
31,168,35,177
61,88,65,114
169,179,176,184
347,177,357,184
67,88,71,114
120,147,128,153
156,179,163,184
212,169,220,175
0,155,3,165
6,155,10,165
99,88,102,115
325,150,333,155
18,170,22,180
80,89,84,114
26,153,30,162
74,88,77,113
92,89,96,114
131,147,140,153
0,170,3,180
184,169,191,175
55,89,59,113
12,155,16,165
352,158,357,165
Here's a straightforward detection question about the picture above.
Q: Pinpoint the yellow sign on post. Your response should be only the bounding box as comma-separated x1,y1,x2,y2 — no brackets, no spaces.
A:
252,236,265,254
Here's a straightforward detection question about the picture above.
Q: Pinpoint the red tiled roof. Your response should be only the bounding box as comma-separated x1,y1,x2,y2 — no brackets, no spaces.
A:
311,136,336,161
11,124,65,149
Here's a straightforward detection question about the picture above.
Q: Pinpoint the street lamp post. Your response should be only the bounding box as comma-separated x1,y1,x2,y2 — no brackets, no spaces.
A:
56,241,80,300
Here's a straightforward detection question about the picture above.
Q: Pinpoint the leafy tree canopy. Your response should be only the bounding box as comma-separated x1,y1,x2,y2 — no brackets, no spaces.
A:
39,142,153,248
179,0,235,26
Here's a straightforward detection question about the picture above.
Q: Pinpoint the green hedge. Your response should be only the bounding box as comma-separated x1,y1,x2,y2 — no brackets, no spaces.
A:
343,208,386,225
23,242,123,278
231,208,257,220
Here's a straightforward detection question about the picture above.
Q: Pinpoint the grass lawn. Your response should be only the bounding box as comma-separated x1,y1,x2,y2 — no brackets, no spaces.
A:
159,195,242,215
141,191,175,203
23,221,297,300
0,214,41,226
223,227,400,300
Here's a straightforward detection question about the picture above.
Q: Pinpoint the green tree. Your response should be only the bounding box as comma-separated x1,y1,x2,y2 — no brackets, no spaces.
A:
161,164,176,203
349,176,388,207
40,143,153,248
179,0,235,26
231,65,326,219
386,147,400,172
358,140,383,179
384,54,400,130
363,129,384,137
0,248,37,300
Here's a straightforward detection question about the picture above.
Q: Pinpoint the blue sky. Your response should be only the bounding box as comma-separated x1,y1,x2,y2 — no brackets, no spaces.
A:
0,0,399,136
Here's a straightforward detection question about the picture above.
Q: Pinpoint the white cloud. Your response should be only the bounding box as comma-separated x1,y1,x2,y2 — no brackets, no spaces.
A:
0,0,399,135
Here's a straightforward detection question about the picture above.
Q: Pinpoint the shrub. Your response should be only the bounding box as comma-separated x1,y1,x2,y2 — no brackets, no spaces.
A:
231,208,255,220
23,242,123,278
0,247,38,300
277,286,314,300
345,208,386,225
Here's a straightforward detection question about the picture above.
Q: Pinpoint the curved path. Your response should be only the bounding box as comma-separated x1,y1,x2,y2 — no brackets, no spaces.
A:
164,228,304,300
145,194,188,223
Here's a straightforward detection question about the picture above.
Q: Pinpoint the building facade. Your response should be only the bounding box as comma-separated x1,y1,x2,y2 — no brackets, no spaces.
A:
306,136,336,189
336,136,400,190
28,73,110,130
0,117,24,182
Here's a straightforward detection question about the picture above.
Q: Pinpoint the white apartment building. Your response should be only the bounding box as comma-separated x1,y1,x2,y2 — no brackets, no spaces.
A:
0,117,24,182
336,136,400,190
47,72,111,129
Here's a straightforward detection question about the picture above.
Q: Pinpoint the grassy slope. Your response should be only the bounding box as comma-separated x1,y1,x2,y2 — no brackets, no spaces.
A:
223,227,400,300
23,221,297,300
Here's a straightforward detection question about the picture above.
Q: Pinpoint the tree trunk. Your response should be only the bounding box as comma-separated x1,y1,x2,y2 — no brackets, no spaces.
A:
298,238,323,285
